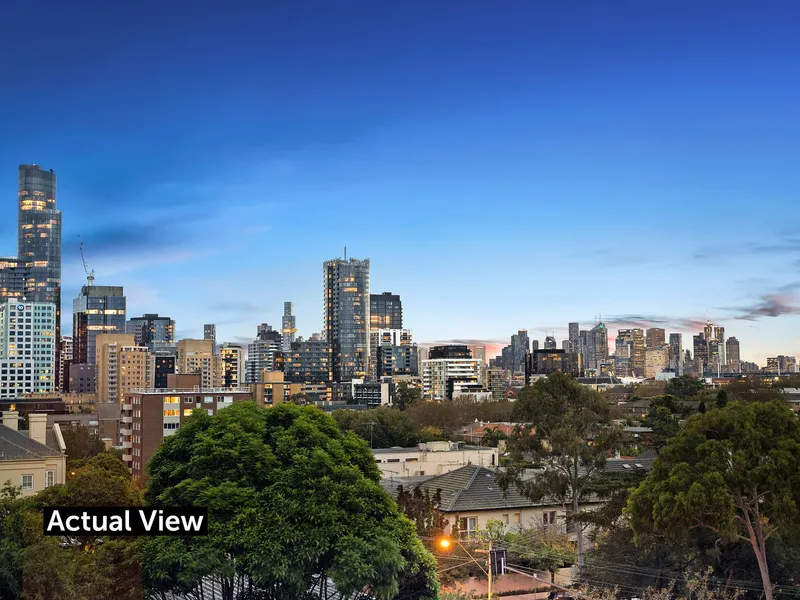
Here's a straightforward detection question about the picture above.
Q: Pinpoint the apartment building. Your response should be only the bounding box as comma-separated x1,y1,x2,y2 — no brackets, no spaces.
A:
373,441,498,478
177,339,222,388
122,384,251,478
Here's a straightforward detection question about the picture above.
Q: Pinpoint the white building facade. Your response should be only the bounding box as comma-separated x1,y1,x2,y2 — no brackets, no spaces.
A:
422,358,480,401
0,298,57,398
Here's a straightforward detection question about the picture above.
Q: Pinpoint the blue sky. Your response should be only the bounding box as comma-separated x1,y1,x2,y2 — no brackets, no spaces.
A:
1,0,799,363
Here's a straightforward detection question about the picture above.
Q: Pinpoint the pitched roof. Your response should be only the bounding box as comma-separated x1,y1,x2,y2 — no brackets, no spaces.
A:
0,424,62,460
411,465,547,512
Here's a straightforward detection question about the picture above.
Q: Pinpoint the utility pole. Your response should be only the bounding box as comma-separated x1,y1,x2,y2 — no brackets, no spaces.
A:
363,421,377,448
487,538,493,600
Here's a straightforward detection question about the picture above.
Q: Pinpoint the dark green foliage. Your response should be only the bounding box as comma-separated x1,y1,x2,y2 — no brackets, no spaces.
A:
480,426,508,447
396,486,448,538
498,372,622,569
664,375,705,398
144,402,438,600
395,382,422,411
332,406,419,448
698,400,707,413
627,401,800,600
716,389,729,408
59,426,107,466
641,406,680,453
406,398,514,439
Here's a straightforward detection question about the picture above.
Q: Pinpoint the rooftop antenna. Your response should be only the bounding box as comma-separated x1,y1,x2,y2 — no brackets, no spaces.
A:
78,235,95,287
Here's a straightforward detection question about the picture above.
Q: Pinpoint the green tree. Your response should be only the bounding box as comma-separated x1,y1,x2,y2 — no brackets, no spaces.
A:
395,382,422,411
144,402,438,600
716,389,729,408
627,401,800,600
332,406,419,448
498,372,621,571
665,375,705,398
480,426,508,448
641,406,680,453
396,486,448,539
59,426,107,466
0,484,25,599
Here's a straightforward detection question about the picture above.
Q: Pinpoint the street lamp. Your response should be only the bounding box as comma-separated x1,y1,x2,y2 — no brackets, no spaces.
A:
437,536,495,600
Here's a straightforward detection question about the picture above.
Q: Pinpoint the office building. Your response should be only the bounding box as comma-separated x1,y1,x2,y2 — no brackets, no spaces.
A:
526,349,580,381
245,324,282,384
644,347,669,379
123,381,251,479
631,329,645,377
220,343,243,388
127,314,175,349
72,285,126,370
766,356,798,374
0,166,62,387
585,323,608,371
59,335,73,392
693,333,708,373
726,337,741,372
510,330,529,373
0,298,57,398
471,345,487,366
68,364,95,394
324,257,370,382
646,328,665,349
203,324,216,344
614,330,633,377
543,335,557,350
281,302,297,352
568,322,580,354
370,292,402,330
429,345,471,360
669,333,683,375
177,339,222,388
283,338,330,384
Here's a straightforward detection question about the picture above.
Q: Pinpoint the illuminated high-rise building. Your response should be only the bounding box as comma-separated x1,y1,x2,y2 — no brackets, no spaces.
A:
220,343,243,388
370,292,402,330
73,285,126,369
281,302,297,352
631,328,645,377
126,313,175,350
585,323,608,370
0,165,63,386
669,333,683,374
323,257,370,382
726,337,741,372
646,328,665,349
0,298,57,397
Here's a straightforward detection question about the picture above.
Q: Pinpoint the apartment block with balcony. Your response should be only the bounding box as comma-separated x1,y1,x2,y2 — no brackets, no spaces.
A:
122,384,252,479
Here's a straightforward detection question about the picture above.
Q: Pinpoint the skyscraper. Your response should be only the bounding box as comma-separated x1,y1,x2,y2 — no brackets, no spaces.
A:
669,333,683,374
177,339,222,388
0,298,57,397
203,324,216,353
126,314,175,349
370,292,402,330
323,257,370,382
568,322,580,353
73,285,126,368
726,337,741,372
615,330,633,377
1,166,63,385
510,330,529,373
543,335,557,350
281,302,297,352
631,328,645,377
646,328,665,349
586,323,608,370
693,333,708,373
220,343,244,388
245,324,283,383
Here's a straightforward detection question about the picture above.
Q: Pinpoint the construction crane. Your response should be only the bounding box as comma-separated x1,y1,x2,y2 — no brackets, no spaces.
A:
78,235,95,287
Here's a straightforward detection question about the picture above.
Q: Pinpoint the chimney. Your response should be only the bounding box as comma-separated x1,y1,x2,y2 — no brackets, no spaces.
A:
28,414,47,446
2,411,19,431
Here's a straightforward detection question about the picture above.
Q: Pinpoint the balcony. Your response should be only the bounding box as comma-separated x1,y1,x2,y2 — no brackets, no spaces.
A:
122,403,133,411
121,416,133,424
122,440,133,449
120,428,132,436
122,454,132,463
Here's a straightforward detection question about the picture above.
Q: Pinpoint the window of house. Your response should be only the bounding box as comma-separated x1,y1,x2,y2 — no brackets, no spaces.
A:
21,474,33,490
542,511,557,526
387,458,400,463
459,517,478,539
502,514,509,524
514,513,521,524
45,470,55,488
405,457,418,462
204,396,213,404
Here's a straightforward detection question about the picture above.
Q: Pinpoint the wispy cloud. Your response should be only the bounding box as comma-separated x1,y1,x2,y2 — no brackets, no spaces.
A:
722,293,800,321
208,301,262,314
694,234,800,261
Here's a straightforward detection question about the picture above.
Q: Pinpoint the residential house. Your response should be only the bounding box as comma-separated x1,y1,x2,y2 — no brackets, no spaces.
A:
0,411,66,496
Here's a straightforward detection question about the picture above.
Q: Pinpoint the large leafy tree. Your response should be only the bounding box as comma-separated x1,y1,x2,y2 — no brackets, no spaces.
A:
627,400,800,600
59,427,107,466
498,372,621,571
144,402,438,600
641,406,680,453
394,383,422,411
332,406,419,448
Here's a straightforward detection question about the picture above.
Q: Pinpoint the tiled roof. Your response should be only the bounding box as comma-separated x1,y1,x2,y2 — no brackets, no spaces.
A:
411,465,548,512
0,424,62,460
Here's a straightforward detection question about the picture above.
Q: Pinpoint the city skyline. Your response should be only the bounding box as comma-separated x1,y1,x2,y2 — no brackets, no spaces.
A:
1,2,799,364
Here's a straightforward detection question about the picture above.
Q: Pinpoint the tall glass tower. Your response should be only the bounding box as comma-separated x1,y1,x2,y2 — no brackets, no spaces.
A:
323,257,370,382
73,285,126,366
17,165,62,304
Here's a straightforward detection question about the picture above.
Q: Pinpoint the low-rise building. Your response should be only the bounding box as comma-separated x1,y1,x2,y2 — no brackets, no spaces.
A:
373,441,498,478
0,411,66,496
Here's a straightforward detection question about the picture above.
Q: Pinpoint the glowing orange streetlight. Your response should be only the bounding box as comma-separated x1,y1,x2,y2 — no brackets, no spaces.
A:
438,538,452,550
